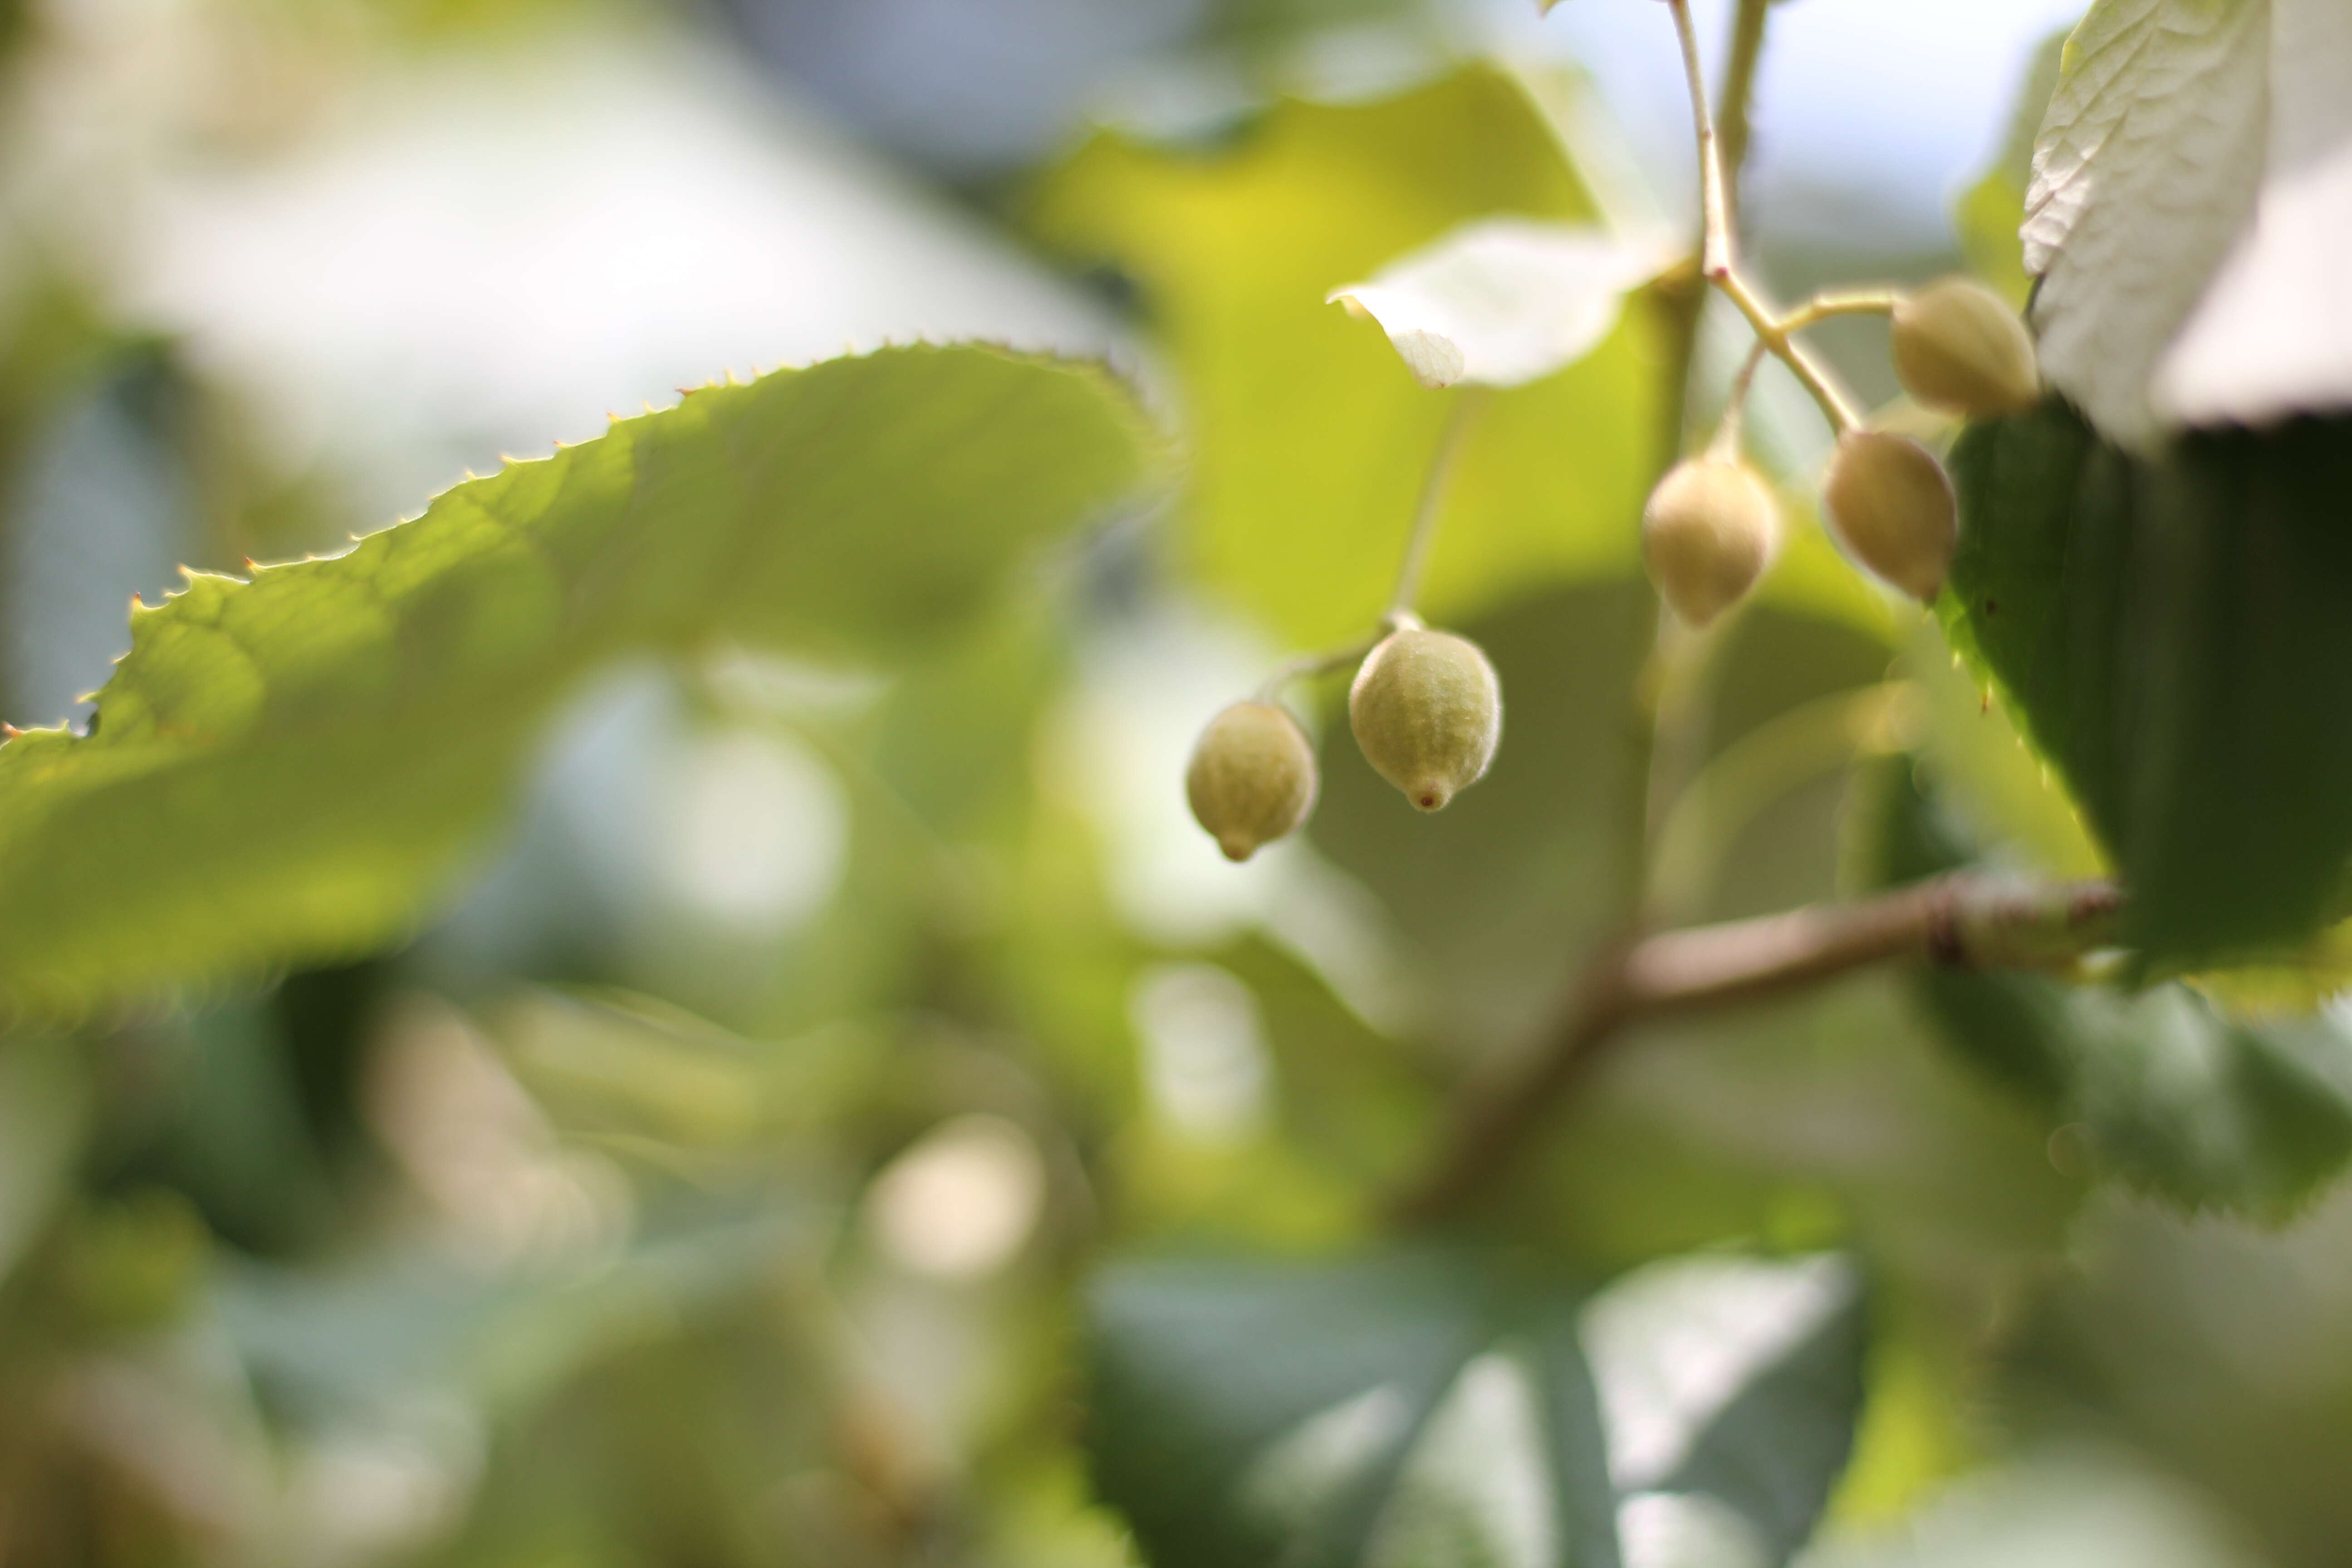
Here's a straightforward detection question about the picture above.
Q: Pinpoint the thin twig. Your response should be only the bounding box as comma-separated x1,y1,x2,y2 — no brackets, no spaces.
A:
1664,0,1735,279
1254,633,1383,703
1387,387,1488,621
1715,272,1863,433
1386,873,2123,1226
1708,337,1773,460
1659,0,1865,437
1779,290,1901,333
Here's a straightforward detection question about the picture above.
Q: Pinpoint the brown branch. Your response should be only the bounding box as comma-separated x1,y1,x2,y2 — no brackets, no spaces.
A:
1383,873,2121,1227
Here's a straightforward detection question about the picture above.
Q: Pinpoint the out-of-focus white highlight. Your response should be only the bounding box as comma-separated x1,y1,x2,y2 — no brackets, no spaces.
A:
366,996,632,1266
1130,962,1273,1142
662,727,847,933
1797,1442,2269,1568
1620,1491,1771,1568
1329,218,1671,389
1583,1253,1857,1491
866,1114,1047,1282
1366,1352,1557,1568
1243,1385,1413,1532
112,29,1122,519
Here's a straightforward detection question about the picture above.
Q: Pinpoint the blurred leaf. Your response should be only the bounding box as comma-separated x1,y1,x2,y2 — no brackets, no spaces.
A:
1877,758,2352,1216
1944,400,2352,965
1087,1250,1619,1568
1328,219,1668,390
1033,67,1662,646
1088,1248,1867,1568
0,346,1148,1012
1307,580,1652,1058
1583,1252,1867,1565
0,1038,88,1286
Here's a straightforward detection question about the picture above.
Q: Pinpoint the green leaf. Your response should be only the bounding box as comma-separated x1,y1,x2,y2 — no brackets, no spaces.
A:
1327,218,1668,390
0,345,1149,1012
1088,1251,1618,1568
1086,1249,1867,1568
1032,66,1661,647
1943,399,2352,966
2028,0,2352,441
1877,758,2352,1216
1583,1253,1868,1566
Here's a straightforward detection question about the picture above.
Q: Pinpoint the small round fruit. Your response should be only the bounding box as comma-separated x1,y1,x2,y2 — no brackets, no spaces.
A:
1642,457,1781,627
1186,701,1318,862
1348,627,1501,813
1823,431,1957,601
1891,277,2040,419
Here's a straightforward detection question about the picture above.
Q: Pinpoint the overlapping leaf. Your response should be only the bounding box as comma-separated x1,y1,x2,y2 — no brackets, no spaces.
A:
1087,1249,1865,1568
1032,67,1661,647
2026,0,2352,443
0,346,1149,1012
1944,400,2352,966
1878,759,2352,1216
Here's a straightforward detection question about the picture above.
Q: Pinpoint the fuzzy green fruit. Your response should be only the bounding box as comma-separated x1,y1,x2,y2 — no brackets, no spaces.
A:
1642,457,1780,628
1186,701,1318,862
1891,277,2040,419
1348,627,1501,813
1823,431,1957,601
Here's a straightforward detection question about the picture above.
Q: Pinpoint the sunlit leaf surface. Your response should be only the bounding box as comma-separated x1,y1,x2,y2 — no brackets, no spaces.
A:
0,346,1148,1011
1034,67,1662,647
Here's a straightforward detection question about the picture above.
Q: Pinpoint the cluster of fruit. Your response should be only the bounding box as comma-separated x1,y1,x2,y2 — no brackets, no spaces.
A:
1647,276,2040,625
1185,274,2038,862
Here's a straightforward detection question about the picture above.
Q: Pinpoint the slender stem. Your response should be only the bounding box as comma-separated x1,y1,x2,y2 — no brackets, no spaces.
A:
1708,337,1772,460
1387,388,1487,621
1254,634,1382,703
1658,1,1866,438
1384,872,2123,1225
1646,681,1916,923
1716,271,1862,433
1780,290,1901,333
1664,0,1735,279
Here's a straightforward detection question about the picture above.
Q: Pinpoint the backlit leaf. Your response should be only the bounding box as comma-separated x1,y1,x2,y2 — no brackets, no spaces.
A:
0,346,1149,1012
1033,67,1662,647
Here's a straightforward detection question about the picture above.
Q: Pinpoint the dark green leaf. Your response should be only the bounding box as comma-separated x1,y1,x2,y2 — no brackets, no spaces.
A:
1877,758,2352,1215
1944,401,2352,965
0,346,1149,1012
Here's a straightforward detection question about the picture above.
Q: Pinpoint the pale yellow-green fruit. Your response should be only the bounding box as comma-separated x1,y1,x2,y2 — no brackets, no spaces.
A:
1642,457,1781,628
1891,277,2041,419
1186,701,1318,862
1348,628,1501,813
1823,431,1957,601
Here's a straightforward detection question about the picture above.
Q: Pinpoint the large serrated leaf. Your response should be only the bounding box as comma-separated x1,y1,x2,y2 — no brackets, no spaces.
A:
0,345,1149,1013
1878,759,2352,1217
1943,399,2352,966
2027,0,2352,443
1086,1249,1865,1568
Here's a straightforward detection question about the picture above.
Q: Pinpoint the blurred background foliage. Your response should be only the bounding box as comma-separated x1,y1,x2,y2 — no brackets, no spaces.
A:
2,0,2347,1566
